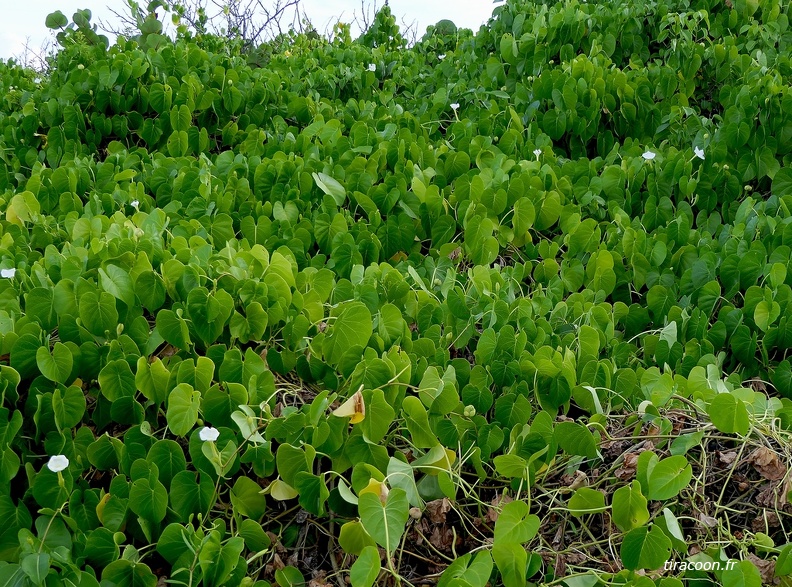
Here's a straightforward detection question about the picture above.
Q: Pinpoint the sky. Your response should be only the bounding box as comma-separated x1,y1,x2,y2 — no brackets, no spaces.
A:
0,0,496,61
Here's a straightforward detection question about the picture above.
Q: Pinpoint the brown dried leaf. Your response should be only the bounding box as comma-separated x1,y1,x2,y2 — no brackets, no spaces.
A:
429,526,456,551
268,532,285,553
756,478,792,509
718,451,738,467
308,570,330,587
748,554,778,585
568,470,588,490
566,552,587,565
698,513,718,528
615,452,640,481
487,494,513,522
554,555,566,578
272,553,285,570
552,525,564,548
425,498,452,524
752,512,781,532
748,447,786,480
746,378,768,393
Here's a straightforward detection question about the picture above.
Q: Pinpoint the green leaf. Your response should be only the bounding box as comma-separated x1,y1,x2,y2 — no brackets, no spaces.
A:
612,481,649,532
620,525,672,571
275,566,305,587
438,551,493,587
52,385,86,431
135,357,171,406
135,271,166,311
199,532,244,587
101,560,158,587
772,167,792,197
239,519,271,552
722,559,762,587
646,456,693,501
568,487,607,516
21,552,49,585
45,11,68,28
129,477,168,523
99,265,135,307
156,309,191,350
313,172,346,205
350,545,381,587
338,521,376,556
708,393,750,435
98,360,136,402
402,396,438,448
493,541,527,587
230,476,267,519
386,457,421,507
323,302,372,365
166,384,201,437
79,291,119,338
493,500,539,544
554,422,598,459
146,440,186,489
36,343,73,384
358,487,409,555
361,388,395,444
169,470,214,521
777,544,792,576
84,528,119,568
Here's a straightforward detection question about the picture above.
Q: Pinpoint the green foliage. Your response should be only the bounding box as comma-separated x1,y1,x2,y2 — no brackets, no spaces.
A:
1,0,792,584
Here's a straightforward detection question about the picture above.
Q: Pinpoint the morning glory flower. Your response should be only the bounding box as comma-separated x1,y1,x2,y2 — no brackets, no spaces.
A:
199,426,220,442
367,64,376,72
438,54,446,60
47,455,69,472
694,146,705,160
130,200,139,209
450,103,460,110
533,148,542,158
0,268,15,278
642,151,656,160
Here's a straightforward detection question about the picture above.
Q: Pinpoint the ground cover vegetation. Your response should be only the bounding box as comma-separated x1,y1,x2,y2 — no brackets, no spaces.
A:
1,0,792,585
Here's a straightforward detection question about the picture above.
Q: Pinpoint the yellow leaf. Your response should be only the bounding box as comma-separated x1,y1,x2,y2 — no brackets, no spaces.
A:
358,479,389,505
332,390,365,424
414,446,457,475
267,479,298,501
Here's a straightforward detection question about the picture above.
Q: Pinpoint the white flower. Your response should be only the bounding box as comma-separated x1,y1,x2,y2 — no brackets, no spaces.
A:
533,148,542,158
450,103,460,110
77,64,84,70
199,426,220,442
130,200,139,209
367,63,376,72
0,268,15,278
47,455,69,472
438,54,446,60
642,150,656,160
694,146,705,160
